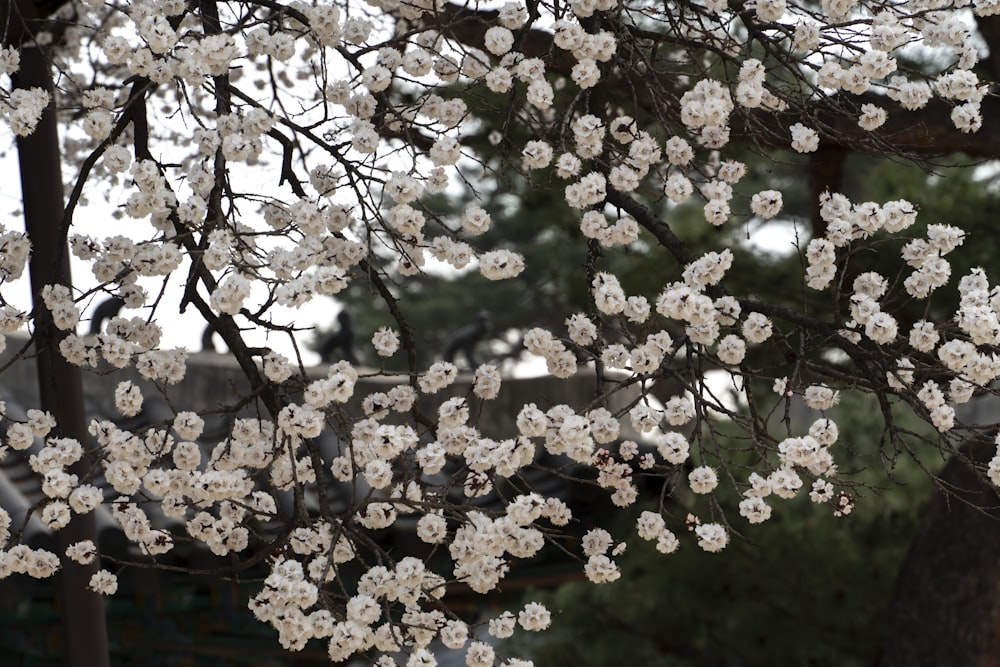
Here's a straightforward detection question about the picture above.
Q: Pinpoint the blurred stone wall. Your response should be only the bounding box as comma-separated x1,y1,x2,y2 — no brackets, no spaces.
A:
0,334,646,440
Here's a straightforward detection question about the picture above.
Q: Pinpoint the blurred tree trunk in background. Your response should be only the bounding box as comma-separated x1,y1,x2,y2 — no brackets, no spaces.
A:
882,441,1000,667
8,1,111,662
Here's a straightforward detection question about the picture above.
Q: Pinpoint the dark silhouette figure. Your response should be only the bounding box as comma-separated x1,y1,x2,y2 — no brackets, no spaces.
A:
442,310,490,368
201,324,218,353
319,310,358,364
88,296,125,335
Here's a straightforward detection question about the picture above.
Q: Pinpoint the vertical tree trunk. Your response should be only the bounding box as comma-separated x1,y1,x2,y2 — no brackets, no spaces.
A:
881,441,1000,667
14,43,111,667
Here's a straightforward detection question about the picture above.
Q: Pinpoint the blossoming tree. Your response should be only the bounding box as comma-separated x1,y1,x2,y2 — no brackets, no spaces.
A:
2,0,1000,663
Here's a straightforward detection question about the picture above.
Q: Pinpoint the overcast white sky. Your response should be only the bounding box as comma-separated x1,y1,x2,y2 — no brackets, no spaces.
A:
0,140,338,366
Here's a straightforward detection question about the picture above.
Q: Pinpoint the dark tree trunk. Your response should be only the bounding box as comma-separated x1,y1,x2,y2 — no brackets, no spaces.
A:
14,40,111,667
882,442,1000,667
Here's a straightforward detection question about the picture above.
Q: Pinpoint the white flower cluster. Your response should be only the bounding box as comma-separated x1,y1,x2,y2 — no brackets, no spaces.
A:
0,229,30,283
694,522,729,553
523,328,578,378
750,190,783,219
849,288,898,347
1,86,49,137
13,0,1000,660
41,284,80,331
247,512,555,658
579,211,640,248
901,224,965,299
917,380,955,432
60,314,162,369
654,255,741,347
735,59,786,111
0,545,61,580
635,511,680,553
805,192,919,291
679,80,734,148
789,123,819,153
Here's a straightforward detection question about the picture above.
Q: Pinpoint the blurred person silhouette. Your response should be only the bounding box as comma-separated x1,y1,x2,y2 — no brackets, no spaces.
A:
442,310,491,368
88,296,125,335
319,309,358,365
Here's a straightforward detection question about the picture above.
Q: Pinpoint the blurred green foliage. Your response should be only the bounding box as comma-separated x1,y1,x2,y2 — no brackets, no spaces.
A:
526,390,944,667
330,78,1000,667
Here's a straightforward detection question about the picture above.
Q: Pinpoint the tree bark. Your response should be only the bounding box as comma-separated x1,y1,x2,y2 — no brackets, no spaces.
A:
14,41,111,667
881,442,1000,667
